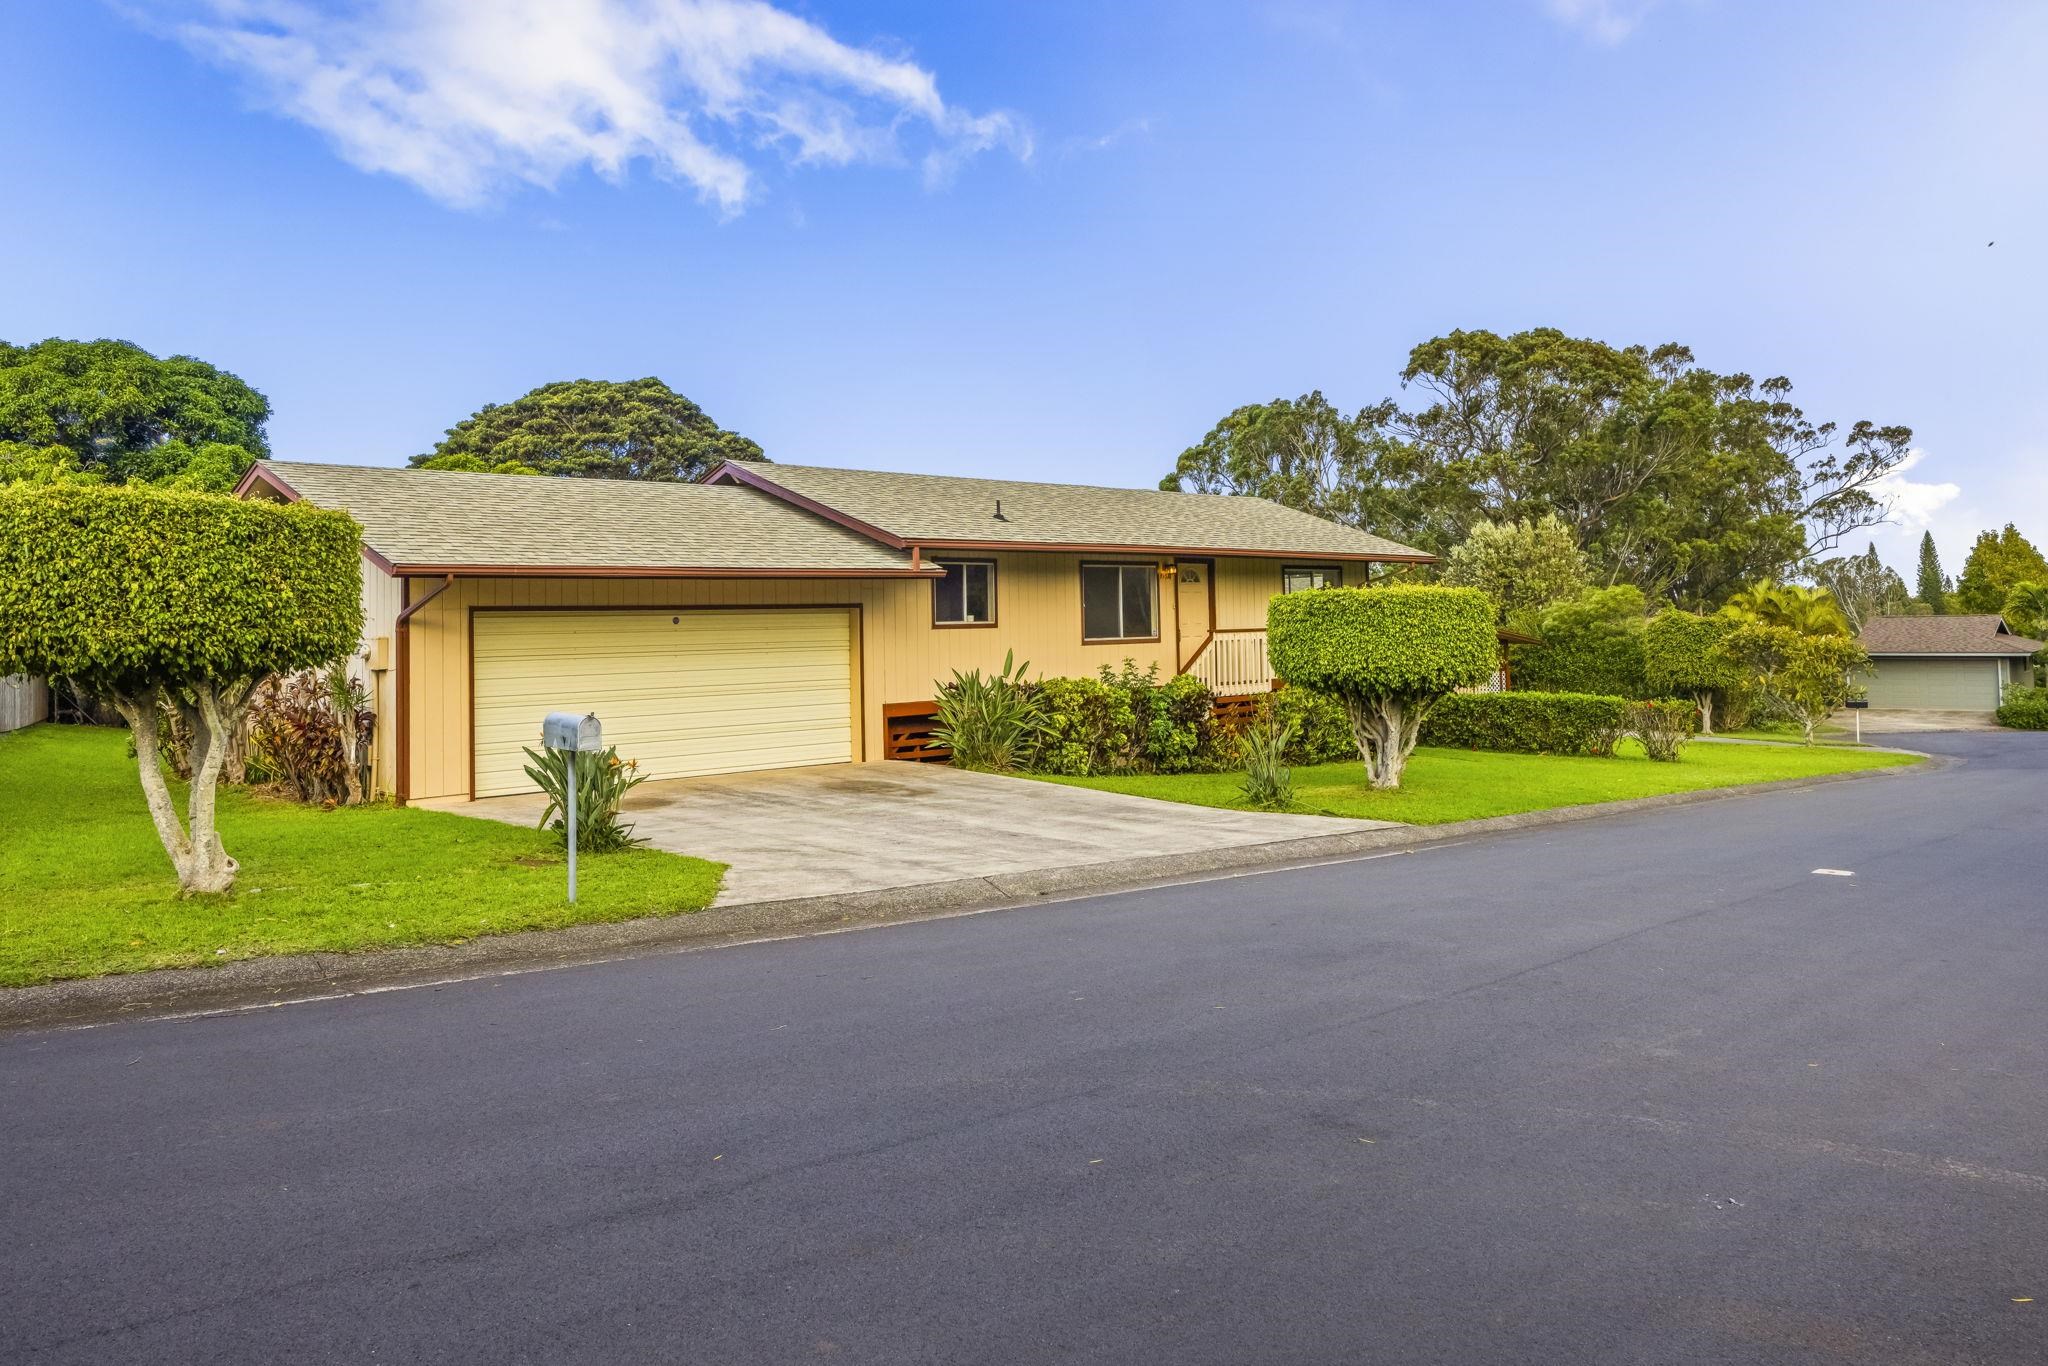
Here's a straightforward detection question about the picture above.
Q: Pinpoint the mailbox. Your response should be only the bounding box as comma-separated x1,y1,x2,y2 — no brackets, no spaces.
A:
542,711,604,752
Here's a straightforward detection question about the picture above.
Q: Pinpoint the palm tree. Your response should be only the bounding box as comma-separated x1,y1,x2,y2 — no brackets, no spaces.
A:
2005,581,2048,640
1720,582,1852,638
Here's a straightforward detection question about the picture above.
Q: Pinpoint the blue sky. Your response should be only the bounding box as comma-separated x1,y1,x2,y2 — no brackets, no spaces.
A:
4,1,2044,578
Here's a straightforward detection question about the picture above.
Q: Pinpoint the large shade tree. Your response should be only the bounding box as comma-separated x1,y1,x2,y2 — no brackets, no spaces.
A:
412,378,767,482
1806,542,1912,630
0,338,271,491
1955,524,2048,615
1162,328,1914,606
0,484,361,892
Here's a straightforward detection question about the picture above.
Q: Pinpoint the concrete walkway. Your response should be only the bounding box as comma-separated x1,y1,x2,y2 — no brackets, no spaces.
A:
428,762,1390,904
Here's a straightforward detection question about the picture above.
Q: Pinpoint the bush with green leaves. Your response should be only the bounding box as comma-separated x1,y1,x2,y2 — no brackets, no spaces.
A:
1643,610,1740,733
1996,686,2048,730
521,744,648,852
1420,691,1633,757
1270,686,1355,765
1268,585,1496,788
932,650,1042,771
1629,699,1697,761
1238,711,1296,809
0,483,360,892
1720,622,1871,744
1029,674,1134,775
1511,585,1651,698
1019,662,1225,776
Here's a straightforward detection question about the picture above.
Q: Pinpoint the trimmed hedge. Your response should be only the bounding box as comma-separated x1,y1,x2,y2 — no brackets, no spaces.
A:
1268,585,1498,699
1511,585,1650,698
1421,691,1632,756
0,482,362,690
1997,686,2048,730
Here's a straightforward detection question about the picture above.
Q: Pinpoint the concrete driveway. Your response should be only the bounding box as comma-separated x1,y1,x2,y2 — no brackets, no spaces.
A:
1853,707,2002,733
433,762,1388,904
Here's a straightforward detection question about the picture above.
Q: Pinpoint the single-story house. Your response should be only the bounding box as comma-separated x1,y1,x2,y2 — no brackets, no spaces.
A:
1857,614,2042,711
234,460,1433,803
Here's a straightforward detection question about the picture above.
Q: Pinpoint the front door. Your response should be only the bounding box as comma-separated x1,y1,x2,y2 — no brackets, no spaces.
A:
1175,558,1213,671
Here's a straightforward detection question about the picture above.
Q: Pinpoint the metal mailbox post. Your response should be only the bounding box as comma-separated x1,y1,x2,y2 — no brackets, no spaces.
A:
542,711,604,902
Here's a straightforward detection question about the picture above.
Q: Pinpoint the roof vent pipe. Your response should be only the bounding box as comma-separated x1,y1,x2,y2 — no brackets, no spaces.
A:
993,499,1007,521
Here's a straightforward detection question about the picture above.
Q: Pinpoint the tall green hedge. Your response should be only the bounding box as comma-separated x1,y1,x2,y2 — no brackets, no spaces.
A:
0,483,362,690
1511,585,1649,697
1421,691,1631,756
1268,585,1497,699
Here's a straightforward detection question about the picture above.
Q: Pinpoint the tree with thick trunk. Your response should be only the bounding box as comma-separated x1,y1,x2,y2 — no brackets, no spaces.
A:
0,483,360,893
1268,585,1496,791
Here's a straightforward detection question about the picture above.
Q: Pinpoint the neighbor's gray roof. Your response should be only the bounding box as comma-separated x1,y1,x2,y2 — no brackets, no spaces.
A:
1859,614,2043,656
251,461,932,575
715,462,1433,560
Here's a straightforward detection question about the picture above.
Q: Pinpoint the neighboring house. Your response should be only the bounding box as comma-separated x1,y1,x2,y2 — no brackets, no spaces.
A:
1858,615,2042,711
235,460,1431,802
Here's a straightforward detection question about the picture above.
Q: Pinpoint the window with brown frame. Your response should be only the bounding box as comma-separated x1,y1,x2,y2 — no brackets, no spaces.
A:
1081,562,1158,641
1281,564,1343,593
933,559,996,626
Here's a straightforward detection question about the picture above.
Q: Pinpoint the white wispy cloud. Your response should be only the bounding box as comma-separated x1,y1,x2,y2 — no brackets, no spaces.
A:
1870,448,1963,530
1057,116,1155,161
1542,0,1665,45
129,0,1030,212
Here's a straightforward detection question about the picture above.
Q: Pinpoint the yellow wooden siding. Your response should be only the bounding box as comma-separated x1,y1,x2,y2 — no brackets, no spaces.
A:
357,557,403,796
1209,557,1289,631
471,610,855,797
400,552,1194,801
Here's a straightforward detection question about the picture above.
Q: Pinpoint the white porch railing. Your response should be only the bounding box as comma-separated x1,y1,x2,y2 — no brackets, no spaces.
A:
1187,630,1273,696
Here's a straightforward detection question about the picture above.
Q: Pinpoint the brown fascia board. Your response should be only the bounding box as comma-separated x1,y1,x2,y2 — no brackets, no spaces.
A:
912,539,1435,562
701,464,1436,563
230,463,400,575
703,462,910,549
387,563,942,578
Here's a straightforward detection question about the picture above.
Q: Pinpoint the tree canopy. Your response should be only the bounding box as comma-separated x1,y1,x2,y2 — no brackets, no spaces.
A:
1955,524,2048,615
1163,328,1914,607
412,378,766,482
1914,531,1949,614
1806,542,1911,630
1439,514,1588,627
0,483,360,892
0,338,271,491
1267,585,1495,788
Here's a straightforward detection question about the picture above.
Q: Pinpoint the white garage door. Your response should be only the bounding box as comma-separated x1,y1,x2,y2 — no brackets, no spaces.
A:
472,609,855,798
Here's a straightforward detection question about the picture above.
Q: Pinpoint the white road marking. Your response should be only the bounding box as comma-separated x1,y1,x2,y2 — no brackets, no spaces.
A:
1811,868,1855,876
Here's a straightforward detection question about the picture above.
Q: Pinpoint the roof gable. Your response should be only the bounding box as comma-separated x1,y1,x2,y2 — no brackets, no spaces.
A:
1858,614,2043,656
711,461,1432,561
245,461,933,576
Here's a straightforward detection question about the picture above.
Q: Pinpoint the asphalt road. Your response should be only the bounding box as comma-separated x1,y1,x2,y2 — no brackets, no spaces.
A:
6,733,2047,1364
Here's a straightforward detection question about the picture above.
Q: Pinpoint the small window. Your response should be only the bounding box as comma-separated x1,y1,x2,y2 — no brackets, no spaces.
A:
1282,564,1343,594
933,560,996,626
1082,563,1158,641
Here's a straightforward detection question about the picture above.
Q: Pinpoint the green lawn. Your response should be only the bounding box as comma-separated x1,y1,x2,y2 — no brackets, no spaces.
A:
1033,739,1917,825
1,725,724,988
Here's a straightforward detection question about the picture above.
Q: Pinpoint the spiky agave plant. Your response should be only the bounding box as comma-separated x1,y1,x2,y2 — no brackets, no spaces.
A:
931,650,1043,771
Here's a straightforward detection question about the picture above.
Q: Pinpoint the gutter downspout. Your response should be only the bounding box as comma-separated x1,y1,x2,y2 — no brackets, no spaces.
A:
393,574,454,806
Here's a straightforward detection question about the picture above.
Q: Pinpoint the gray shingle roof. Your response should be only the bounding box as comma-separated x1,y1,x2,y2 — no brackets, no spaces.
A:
716,462,1432,561
253,461,930,575
1859,614,2043,656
